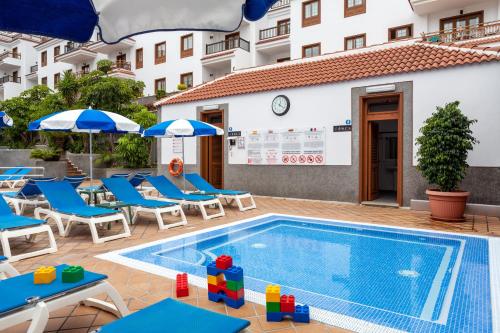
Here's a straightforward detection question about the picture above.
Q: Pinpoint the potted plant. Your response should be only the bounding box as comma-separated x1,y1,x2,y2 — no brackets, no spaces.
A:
416,101,478,221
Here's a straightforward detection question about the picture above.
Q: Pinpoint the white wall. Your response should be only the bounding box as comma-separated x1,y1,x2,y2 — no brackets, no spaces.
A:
160,62,500,168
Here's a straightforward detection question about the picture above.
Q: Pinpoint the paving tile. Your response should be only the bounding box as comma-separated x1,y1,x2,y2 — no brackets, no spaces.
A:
60,315,95,330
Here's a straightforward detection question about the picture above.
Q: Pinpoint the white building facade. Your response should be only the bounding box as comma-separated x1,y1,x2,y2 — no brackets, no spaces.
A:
1,0,499,100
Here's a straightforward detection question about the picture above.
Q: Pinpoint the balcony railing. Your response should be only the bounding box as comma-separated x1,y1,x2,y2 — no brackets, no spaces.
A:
63,42,92,54
0,75,21,85
0,32,48,43
423,20,500,43
75,70,91,78
0,51,21,61
112,61,132,71
271,0,290,9
206,38,250,55
259,22,291,40
29,65,38,74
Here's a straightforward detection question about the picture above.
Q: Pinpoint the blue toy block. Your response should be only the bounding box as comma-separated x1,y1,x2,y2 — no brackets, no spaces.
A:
224,266,243,281
293,305,310,323
266,312,286,322
206,261,219,276
208,291,244,309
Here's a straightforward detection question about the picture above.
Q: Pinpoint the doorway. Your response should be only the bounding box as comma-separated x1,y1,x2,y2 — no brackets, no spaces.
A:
360,94,403,206
200,111,224,189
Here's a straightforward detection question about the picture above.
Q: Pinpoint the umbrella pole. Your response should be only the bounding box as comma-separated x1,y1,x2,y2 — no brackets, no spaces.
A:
182,137,186,192
89,131,93,188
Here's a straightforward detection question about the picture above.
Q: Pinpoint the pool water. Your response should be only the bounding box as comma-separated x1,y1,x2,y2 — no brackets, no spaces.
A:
105,215,494,332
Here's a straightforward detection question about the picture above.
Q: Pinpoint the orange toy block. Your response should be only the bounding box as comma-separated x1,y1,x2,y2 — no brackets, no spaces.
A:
34,266,56,284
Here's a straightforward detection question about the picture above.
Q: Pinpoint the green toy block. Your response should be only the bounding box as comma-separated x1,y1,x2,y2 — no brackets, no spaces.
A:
62,265,84,283
226,279,244,291
266,302,280,313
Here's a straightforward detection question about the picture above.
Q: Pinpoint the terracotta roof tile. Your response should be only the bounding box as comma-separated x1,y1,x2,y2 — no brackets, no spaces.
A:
157,43,499,106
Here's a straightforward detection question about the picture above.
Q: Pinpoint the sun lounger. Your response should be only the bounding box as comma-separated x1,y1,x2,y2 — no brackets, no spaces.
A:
101,177,187,230
2,177,56,215
0,196,57,262
0,168,32,189
34,181,131,244
185,173,256,212
0,167,21,181
0,262,129,333
146,176,225,220
63,176,86,189
95,298,250,333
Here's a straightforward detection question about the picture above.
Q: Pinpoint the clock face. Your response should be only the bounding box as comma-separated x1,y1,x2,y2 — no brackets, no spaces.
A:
272,95,290,116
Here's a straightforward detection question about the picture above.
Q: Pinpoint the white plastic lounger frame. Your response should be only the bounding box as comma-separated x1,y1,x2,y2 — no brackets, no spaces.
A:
220,193,256,212
129,204,188,230
0,224,57,262
148,196,225,220
3,195,49,215
0,178,27,189
34,208,131,244
0,262,130,333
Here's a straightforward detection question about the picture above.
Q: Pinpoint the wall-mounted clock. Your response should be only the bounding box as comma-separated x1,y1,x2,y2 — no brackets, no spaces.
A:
272,95,290,116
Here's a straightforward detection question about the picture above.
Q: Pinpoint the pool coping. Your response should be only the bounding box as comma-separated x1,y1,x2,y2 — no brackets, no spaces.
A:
96,213,500,333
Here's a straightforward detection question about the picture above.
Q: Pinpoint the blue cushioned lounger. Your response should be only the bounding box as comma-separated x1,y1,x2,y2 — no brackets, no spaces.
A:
2,177,56,215
0,168,32,188
0,167,21,180
0,263,130,333
146,176,225,220
35,181,130,244
101,178,186,230
98,298,250,333
184,173,256,212
0,195,57,262
128,172,151,188
63,176,86,189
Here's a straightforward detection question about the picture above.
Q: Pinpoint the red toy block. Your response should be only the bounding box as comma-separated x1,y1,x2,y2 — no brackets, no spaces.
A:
280,295,295,313
216,255,233,270
226,287,245,301
176,273,189,297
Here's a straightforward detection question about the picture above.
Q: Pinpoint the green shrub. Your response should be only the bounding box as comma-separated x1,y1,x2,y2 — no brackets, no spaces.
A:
95,152,116,168
416,101,478,192
177,83,187,91
30,148,61,161
156,89,166,100
96,59,113,74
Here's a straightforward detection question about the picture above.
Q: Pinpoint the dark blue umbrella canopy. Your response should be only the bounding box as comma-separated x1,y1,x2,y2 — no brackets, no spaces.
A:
0,0,279,44
0,112,13,129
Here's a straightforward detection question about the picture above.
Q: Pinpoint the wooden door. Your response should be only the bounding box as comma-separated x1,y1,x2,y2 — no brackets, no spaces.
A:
201,111,224,189
367,122,379,201
225,32,240,50
116,54,126,67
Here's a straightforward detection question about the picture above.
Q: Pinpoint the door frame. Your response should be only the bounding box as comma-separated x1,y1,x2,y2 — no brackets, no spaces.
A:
359,92,403,206
200,110,224,188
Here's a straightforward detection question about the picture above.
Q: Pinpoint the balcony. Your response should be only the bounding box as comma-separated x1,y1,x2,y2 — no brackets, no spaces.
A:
26,65,38,81
0,32,47,44
108,61,135,80
270,0,290,10
259,22,290,41
410,0,484,15
205,38,250,56
88,35,135,54
0,75,21,85
0,52,21,71
56,42,97,64
0,76,22,101
423,20,500,43
256,23,291,55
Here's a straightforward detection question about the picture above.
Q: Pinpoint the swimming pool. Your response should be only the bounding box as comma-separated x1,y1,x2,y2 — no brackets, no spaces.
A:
98,214,500,332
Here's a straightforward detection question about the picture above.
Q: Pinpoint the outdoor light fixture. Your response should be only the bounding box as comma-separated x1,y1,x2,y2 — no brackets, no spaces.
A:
366,84,396,94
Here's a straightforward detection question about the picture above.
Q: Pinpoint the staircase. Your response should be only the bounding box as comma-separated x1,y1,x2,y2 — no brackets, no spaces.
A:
65,158,86,177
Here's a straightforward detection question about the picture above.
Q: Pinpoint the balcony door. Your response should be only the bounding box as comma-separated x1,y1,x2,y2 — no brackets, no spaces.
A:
116,54,126,67
200,111,224,189
225,32,240,50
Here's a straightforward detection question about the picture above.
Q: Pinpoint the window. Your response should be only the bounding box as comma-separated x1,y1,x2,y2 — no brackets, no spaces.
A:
277,19,291,35
54,73,60,86
154,78,166,95
41,51,47,67
53,46,60,60
12,71,18,82
155,42,166,64
345,34,366,50
135,48,143,69
41,77,47,86
345,0,365,17
81,64,90,74
302,0,320,27
12,47,18,58
180,72,193,88
388,25,413,41
277,57,291,63
302,43,321,58
440,11,483,31
180,34,193,58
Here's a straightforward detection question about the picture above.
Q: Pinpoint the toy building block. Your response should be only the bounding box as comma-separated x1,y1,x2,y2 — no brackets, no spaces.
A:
223,266,243,281
266,312,285,322
266,302,280,313
62,265,84,283
280,295,295,313
176,273,189,297
226,279,244,291
216,255,233,270
208,292,245,309
293,305,310,323
206,261,219,276
265,285,281,302
207,273,224,286
34,266,56,284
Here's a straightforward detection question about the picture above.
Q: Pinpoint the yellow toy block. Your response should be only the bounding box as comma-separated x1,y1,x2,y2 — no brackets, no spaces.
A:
265,285,281,302
34,266,56,284
207,274,224,286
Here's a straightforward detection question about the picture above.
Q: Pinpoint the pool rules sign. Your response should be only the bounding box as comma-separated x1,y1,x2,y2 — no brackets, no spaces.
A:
247,128,326,165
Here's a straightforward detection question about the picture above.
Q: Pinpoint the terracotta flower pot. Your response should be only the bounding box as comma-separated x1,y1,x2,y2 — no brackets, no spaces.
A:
426,189,470,222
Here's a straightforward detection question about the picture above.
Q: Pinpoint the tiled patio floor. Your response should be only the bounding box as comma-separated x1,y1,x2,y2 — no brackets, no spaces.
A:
2,194,499,333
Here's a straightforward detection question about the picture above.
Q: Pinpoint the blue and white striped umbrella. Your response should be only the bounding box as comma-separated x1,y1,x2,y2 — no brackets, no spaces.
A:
29,108,141,185
0,0,278,44
0,112,13,129
143,119,224,138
